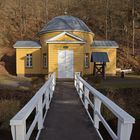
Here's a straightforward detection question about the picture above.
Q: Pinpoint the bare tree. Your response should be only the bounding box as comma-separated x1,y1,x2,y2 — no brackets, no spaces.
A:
105,0,109,40
132,0,135,56
44,0,49,23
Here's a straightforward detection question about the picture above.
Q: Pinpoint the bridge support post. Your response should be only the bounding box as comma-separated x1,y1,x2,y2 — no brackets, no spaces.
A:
11,123,26,140
74,72,80,91
45,88,50,110
50,85,53,100
79,81,83,100
84,87,89,110
37,97,43,130
11,125,16,140
52,74,56,92
50,73,56,100
94,97,101,129
117,120,133,140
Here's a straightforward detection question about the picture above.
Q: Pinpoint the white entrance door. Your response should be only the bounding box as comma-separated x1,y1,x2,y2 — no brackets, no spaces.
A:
58,50,74,78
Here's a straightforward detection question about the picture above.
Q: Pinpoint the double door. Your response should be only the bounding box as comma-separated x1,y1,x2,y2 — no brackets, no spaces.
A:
58,50,74,78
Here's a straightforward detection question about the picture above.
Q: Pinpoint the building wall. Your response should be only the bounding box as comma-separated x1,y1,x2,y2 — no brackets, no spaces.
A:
16,48,41,76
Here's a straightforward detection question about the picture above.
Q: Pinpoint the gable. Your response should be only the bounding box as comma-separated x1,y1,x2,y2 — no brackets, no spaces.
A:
46,32,86,44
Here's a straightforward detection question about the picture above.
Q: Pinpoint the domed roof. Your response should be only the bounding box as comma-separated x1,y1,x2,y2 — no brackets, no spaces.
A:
38,15,92,34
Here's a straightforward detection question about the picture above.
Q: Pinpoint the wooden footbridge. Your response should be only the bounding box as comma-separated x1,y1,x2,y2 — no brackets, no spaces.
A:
10,73,135,140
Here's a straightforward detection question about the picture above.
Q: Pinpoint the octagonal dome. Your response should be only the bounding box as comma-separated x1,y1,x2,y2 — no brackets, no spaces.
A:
38,15,93,35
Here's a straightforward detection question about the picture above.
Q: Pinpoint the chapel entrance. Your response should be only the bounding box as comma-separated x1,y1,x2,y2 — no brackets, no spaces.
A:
58,50,74,78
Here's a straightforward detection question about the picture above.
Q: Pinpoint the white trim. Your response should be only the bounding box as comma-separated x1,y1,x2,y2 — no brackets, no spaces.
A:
13,47,41,49
46,31,86,43
46,41,86,44
47,32,66,41
65,32,85,41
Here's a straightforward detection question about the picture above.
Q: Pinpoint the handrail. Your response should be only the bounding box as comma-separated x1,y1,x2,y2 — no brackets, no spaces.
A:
10,72,56,140
74,72,135,140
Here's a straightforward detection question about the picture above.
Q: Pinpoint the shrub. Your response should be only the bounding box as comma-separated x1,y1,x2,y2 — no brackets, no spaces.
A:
0,99,20,129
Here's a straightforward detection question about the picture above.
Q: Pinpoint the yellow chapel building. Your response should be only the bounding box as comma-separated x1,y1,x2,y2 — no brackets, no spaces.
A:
13,15,118,78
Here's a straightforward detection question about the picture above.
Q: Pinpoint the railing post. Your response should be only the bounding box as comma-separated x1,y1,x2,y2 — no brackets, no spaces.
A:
50,73,56,99
48,73,51,78
11,123,26,140
74,73,77,88
94,97,101,129
79,81,83,99
117,120,133,140
74,72,80,91
52,75,55,92
50,84,53,100
37,97,43,130
84,87,89,110
45,88,50,110
11,125,16,140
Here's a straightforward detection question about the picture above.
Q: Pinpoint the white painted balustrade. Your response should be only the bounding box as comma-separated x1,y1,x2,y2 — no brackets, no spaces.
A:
10,73,56,140
74,72,135,140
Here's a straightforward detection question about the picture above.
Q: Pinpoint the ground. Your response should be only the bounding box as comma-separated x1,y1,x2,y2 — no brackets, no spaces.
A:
0,74,31,90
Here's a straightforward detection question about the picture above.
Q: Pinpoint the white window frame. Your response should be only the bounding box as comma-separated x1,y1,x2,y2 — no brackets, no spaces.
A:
26,54,32,68
84,53,89,68
43,53,48,68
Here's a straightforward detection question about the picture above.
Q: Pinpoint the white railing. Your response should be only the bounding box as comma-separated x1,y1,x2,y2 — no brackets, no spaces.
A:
10,73,56,140
74,72,135,140
116,68,133,73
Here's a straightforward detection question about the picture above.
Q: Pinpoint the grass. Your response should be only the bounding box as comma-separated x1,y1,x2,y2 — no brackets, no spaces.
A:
84,74,140,89
0,74,32,91
0,74,46,91
0,99,20,129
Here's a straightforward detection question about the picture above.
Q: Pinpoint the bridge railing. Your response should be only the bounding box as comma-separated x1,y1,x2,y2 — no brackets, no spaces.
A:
74,72,135,140
10,73,56,140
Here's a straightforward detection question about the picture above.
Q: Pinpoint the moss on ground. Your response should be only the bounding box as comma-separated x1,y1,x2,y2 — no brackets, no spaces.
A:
84,74,140,89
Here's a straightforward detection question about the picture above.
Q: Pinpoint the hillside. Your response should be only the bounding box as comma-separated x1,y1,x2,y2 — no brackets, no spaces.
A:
0,0,140,74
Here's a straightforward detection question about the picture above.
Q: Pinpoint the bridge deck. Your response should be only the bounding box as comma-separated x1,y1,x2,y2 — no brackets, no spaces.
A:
39,81,100,140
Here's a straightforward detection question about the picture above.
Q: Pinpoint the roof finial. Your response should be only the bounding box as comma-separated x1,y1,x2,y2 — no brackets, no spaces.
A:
64,8,68,15
64,11,68,15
